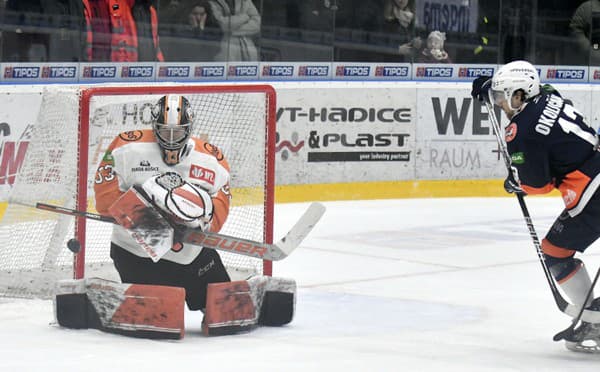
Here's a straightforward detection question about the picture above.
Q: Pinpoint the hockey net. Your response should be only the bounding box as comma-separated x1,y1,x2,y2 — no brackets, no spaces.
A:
0,85,275,299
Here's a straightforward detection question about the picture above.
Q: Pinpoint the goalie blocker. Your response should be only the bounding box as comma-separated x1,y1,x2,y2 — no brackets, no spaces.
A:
55,276,296,339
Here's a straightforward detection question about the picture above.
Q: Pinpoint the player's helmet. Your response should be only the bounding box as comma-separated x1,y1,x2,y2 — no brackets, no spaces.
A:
490,60,540,111
152,95,194,164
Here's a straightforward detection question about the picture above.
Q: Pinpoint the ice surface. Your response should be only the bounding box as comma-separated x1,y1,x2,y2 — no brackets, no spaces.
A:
2,197,600,371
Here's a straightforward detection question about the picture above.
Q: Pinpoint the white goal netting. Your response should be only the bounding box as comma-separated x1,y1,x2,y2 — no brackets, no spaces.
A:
0,85,275,298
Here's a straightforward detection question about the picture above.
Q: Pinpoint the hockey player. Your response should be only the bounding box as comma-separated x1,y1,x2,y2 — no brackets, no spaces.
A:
85,94,296,337
94,94,231,313
472,60,600,351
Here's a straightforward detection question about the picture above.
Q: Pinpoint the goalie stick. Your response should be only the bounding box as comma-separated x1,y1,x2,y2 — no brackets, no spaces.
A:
483,101,600,326
35,201,326,262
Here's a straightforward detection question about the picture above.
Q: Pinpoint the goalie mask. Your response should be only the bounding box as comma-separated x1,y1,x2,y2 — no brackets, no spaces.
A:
152,95,195,165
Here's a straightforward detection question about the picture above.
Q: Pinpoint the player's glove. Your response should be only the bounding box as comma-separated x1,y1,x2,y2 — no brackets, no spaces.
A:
471,76,492,103
142,172,213,231
504,166,525,195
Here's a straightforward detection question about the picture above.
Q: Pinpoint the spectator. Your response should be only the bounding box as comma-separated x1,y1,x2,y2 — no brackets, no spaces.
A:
160,1,223,61
82,0,164,62
569,0,600,65
382,0,421,62
208,0,261,61
418,30,452,63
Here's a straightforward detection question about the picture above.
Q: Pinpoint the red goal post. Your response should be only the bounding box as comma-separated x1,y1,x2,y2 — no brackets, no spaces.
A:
0,84,276,298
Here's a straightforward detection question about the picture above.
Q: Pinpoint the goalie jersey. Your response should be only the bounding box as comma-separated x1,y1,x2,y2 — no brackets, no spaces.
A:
94,129,231,264
507,92,600,217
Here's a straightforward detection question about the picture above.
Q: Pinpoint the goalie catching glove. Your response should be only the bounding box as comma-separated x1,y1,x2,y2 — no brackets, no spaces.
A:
142,172,213,230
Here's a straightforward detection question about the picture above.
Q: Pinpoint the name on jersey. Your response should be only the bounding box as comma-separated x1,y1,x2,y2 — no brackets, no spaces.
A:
121,66,154,78
83,66,117,78
158,66,190,78
195,66,225,77
375,66,409,77
262,65,294,76
416,67,453,77
298,65,329,76
336,66,370,76
189,164,215,185
536,94,563,135
546,69,585,79
131,160,159,173
458,67,493,78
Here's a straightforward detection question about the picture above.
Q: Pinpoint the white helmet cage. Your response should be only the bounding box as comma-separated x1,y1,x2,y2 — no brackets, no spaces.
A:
152,95,195,153
490,60,540,111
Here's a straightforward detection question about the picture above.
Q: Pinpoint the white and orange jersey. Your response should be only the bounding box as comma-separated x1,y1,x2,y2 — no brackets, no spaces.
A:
94,129,231,264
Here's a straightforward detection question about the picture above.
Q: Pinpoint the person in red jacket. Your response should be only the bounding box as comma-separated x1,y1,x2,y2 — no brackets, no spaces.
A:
83,0,164,61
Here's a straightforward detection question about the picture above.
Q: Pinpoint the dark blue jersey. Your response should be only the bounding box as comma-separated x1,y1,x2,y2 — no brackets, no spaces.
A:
507,92,600,216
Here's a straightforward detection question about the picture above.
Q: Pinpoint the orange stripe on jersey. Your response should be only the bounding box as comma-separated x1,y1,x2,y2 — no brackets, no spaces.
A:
521,182,554,195
558,170,591,209
113,129,157,145
541,238,575,259
210,186,230,233
192,138,231,172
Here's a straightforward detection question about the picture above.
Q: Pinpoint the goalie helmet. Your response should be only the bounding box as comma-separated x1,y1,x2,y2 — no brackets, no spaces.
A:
490,60,540,111
152,95,195,165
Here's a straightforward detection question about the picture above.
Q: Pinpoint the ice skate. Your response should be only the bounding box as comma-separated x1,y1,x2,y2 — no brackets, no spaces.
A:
565,298,600,353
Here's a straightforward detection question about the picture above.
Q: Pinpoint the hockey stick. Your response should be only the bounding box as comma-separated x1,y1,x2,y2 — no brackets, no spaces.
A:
36,201,326,261
484,101,571,313
553,267,600,341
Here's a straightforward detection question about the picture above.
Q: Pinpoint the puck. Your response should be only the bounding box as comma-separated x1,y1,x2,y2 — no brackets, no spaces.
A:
67,238,81,253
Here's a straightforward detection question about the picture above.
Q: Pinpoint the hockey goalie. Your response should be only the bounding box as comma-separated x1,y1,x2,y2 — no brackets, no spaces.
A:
54,95,295,339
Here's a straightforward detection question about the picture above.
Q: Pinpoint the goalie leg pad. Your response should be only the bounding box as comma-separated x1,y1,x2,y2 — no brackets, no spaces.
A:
55,278,185,339
202,276,296,335
203,280,257,336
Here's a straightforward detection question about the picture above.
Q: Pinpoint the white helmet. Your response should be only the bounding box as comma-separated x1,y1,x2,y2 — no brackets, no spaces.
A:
490,60,540,111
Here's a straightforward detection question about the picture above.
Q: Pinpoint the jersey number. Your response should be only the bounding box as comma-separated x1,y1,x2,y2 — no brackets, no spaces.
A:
95,164,115,184
557,104,597,146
